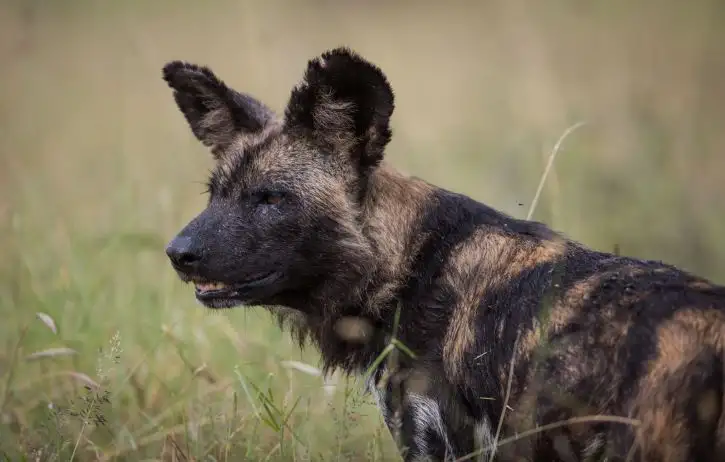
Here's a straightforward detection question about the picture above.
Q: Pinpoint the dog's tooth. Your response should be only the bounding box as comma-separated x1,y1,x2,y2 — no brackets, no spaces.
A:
194,282,226,292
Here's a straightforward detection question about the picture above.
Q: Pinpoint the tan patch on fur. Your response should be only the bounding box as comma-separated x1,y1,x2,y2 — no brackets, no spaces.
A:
690,280,717,290
544,270,644,336
499,236,567,286
650,309,725,373
361,163,435,311
545,302,579,334
333,316,374,344
637,406,688,461
632,308,725,459
442,230,567,381
518,320,543,361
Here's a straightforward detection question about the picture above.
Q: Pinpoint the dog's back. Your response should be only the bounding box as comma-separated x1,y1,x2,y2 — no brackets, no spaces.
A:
496,251,725,461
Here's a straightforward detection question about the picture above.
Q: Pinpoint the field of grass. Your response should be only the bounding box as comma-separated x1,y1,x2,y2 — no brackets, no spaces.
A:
1,0,724,460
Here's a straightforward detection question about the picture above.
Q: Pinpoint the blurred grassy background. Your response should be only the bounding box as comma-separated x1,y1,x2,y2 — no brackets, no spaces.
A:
1,0,724,460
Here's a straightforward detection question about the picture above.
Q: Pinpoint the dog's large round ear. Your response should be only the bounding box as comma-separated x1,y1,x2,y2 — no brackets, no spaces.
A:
162,61,278,159
284,47,395,171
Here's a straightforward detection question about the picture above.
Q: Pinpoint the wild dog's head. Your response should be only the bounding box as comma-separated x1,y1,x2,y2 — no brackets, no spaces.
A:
163,48,395,310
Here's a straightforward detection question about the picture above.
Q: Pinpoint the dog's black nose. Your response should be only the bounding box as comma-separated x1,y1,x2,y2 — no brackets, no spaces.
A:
166,236,201,271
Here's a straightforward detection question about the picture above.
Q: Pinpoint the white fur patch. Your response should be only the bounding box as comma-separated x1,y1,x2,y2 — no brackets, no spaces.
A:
582,433,605,459
365,373,495,461
473,417,495,461
407,393,454,458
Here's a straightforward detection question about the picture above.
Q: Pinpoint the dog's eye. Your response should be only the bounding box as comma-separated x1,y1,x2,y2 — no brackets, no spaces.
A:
260,191,285,205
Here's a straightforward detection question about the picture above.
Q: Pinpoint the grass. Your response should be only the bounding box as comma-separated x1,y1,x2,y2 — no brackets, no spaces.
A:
2,0,725,460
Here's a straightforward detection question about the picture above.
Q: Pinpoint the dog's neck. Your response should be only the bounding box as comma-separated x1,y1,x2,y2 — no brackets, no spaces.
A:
271,163,438,373
357,162,437,304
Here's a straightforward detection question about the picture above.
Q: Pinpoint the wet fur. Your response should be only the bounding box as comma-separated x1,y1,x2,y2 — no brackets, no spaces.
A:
163,47,725,461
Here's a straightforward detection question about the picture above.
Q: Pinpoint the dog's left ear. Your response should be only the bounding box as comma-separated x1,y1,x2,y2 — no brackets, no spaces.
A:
284,47,395,171
162,61,277,159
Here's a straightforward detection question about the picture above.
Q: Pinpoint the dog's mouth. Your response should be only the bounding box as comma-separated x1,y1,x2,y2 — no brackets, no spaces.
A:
190,271,280,307
194,281,230,295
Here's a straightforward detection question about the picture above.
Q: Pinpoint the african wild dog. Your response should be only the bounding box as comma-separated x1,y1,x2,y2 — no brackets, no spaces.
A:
162,47,725,461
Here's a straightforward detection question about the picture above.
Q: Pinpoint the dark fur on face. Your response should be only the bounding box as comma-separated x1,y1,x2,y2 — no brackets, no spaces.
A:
163,47,725,461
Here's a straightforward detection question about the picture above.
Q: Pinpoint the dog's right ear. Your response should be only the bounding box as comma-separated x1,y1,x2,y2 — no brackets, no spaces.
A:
162,61,278,158
284,47,394,172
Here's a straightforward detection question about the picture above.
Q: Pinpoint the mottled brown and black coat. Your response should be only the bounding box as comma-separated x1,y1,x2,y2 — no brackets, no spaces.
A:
162,47,725,461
